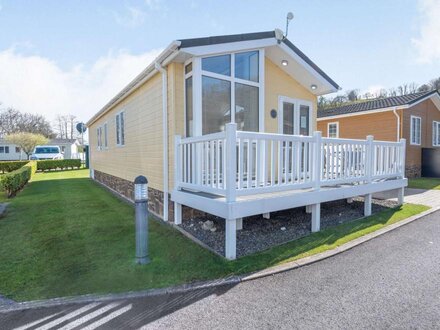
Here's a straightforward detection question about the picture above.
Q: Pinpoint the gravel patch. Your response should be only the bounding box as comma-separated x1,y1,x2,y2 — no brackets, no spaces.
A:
180,198,398,258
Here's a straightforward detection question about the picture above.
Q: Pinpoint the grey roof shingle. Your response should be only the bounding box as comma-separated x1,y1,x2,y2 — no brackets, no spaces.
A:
318,90,439,118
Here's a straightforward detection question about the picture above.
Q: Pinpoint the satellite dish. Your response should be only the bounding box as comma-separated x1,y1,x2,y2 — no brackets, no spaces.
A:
76,122,87,134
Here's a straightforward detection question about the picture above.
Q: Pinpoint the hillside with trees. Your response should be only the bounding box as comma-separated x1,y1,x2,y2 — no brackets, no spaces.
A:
319,77,440,110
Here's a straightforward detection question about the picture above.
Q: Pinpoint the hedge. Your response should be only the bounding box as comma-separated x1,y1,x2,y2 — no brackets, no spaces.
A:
0,161,37,198
0,161,29,173
37,159,81,171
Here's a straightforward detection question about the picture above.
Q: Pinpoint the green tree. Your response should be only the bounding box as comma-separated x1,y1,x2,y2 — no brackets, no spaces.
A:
5,132,48,159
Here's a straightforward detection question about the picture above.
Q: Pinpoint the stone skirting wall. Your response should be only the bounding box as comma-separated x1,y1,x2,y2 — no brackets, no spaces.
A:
405,165,421,178
93,170,205,222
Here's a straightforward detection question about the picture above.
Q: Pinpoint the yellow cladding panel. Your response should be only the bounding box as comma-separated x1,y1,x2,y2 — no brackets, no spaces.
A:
264,57,317,133
89,72,165,191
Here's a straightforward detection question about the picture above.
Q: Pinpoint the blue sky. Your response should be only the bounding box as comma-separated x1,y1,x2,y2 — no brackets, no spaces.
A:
0,0,439,122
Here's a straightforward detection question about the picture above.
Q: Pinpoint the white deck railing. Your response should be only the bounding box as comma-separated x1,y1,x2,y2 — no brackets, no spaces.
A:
174,123,406,201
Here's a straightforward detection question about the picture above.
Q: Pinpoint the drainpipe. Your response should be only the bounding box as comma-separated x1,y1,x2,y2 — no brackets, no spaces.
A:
392,107,400,142
155,62,169,222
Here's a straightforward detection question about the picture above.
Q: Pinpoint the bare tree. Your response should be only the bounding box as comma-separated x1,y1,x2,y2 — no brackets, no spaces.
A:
418,84,431,92
0,107,54,138
430,77,440,91
53,114,78,139
346,89,359,102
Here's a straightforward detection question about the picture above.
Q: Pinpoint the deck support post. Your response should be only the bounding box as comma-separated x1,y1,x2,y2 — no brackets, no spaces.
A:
397,187,404,206
225,218,237,260
364,193,372,217
306,205,312,214
262,213,270,219
174,202,182,225
236,218,243,230
311,203,321,232
347,198,353,204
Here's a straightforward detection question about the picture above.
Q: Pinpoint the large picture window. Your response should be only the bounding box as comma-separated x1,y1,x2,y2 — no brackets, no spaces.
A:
185,50,262,136
202,76,231,135
410,116,421,145
235,83,258,132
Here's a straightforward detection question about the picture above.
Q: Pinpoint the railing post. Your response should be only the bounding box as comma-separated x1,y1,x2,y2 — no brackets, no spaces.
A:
174,135,181,190
225,123,237,202
313,131,322,190
366,135,374,183
400,138,406,178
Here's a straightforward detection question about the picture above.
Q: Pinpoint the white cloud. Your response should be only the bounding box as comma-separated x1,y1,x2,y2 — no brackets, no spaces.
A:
113,6,146,28
412,0,440,63
0,47,163,123
145,0,163,10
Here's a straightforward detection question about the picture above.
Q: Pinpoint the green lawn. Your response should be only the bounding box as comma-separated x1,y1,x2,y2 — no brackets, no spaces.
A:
408,177,440,190
0,169,429,301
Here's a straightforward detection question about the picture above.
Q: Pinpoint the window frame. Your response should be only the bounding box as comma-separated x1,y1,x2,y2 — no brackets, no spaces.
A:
184,48,265,137
184,59,193,137
410,115,421,146
96,127,102,150
277,95,313,136
327,122,339,138
115,111,125,147
103,122,108,149
433,121,440,147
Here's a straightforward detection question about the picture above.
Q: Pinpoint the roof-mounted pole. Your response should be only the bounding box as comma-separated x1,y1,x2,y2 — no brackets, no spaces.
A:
285,12,294,38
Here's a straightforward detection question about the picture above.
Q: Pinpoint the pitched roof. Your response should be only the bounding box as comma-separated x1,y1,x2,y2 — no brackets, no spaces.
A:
317,90,440,118
87,30,339,126
49,138,78,145
179,31,340,90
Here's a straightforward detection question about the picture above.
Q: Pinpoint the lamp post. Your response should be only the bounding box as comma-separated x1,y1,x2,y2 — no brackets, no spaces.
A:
134,175,150,264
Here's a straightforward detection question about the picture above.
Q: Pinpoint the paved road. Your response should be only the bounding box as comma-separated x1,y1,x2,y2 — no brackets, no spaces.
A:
1,210,439,329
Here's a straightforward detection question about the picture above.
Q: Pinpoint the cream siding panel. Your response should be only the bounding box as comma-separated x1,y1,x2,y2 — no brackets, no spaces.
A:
168,63,185,190
264,58,317,133
90,73,165,191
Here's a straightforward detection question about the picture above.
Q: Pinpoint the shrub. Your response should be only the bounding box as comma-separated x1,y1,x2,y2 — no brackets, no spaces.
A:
0,161,36,198
0,161,29,173
37,159,81,171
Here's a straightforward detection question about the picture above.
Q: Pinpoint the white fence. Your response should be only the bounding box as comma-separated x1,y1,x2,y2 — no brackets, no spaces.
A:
175,123,406,201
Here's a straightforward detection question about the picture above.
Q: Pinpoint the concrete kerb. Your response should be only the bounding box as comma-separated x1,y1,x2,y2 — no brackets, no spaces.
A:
1,205,437,313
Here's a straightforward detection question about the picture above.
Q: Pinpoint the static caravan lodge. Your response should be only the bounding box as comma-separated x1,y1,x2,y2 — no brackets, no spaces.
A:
87,31,407,259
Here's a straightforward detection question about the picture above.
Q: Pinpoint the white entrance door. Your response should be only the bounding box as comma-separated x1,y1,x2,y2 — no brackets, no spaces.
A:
278,96,312,136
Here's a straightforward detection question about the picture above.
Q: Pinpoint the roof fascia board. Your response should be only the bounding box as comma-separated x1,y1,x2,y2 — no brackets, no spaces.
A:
180,38,277,57
408,92,440,109
317,105,407,121
86,41,181,126
277,42,338,94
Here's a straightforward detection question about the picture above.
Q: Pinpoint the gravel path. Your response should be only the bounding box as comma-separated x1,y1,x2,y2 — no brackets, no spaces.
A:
180,198,398,257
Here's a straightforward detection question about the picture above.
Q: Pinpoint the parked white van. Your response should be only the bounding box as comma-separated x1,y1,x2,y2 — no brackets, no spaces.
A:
30,145,64,160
